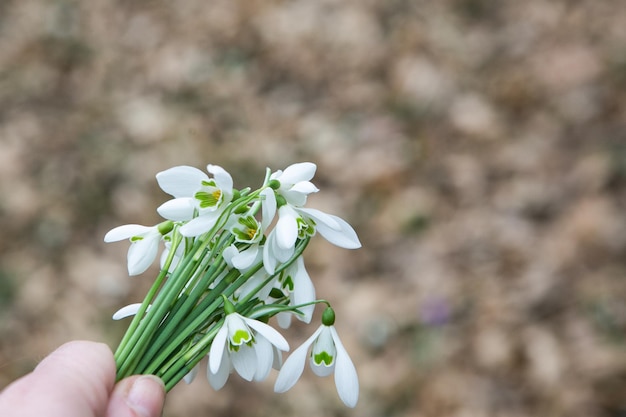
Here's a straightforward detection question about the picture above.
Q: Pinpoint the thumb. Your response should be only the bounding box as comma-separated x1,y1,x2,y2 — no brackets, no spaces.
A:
0,341,116,417
106,375,166,417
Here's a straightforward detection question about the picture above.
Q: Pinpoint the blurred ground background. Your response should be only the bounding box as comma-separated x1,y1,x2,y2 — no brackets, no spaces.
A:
1,0,626,416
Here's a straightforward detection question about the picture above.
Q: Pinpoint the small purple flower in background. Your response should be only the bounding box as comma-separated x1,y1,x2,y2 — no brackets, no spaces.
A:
419,297,451,327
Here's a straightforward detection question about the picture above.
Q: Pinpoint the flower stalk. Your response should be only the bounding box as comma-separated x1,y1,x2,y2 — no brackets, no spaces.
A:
106,162,361,407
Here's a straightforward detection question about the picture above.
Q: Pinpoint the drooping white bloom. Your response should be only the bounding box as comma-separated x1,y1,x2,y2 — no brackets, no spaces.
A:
296,207,361,249
274,324,359,408
224,244,276,302
262,205,305,274
156,164,234,237
271,162,319,207
228,214,264,269
229,214,263,244
274,256,316,328
208,312,289,390
263,205,361,274
104,224,165,276
260,187,277,230
159,236,185,273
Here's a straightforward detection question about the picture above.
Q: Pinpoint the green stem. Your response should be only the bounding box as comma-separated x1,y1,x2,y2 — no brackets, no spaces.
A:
116,236,208,379
113,230,184,365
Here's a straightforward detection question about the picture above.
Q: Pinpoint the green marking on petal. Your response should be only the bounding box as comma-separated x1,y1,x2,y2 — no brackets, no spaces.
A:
314,351,334,366
281,275,294,292
233,228,250,241
231,329,251,345
269,287,286,299
238,216,255,228
297,217,315,238
232,215,260,242
130,236,144,242
195,190,221,208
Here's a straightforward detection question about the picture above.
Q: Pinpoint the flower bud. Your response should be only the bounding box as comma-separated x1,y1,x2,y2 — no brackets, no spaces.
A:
157,220,174,235
268,179,281,190
222,295,236,315
322,306,336,326
275,194,287,208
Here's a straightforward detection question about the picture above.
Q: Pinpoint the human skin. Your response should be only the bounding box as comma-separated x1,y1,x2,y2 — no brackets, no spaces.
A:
0,340,165,417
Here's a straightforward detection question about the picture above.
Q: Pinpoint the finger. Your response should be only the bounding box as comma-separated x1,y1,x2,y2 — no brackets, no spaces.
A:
106,375,166,417
0,341,116,417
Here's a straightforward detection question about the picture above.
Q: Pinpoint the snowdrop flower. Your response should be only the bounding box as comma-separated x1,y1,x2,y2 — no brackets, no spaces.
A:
263,205,308,274
296,207,361,249
159,235,185,273
230,215,263,244
223,244,275,302
274,256,316,328
104,221,173,276
274,307,359,408
263,205,360,274
226,214,264,271
107,161,362,407
270,162,319,207
156,164,234,237
208,302,289,390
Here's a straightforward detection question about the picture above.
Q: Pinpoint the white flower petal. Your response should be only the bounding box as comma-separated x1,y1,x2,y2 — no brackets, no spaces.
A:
253,335,274,381
263,236,278,275
279,162,316,185
226,314,252,346
310,327,335,377
276,311,293,329
156,166,208,198
330,326,359,408
299,208,361,249
232,245,259,270
244,318,289,352
272,343,283,371
184,365,198,384
209,325,229,374
207,350,231,390
270,229,295,263
157,198,195,221
315,220,361,249
236,270,273,301
297,207,339,229
222,244,239,268
263,228,295,274
112,303,143,320
104,224,152,242
261,188,276,230
310,358,335,377
276,206,298,250
281,190,308,207
160,243,182,272
127,234,160,276
274,326,322,393
290,181,319,195
179,213,219,237
231,344,257,381
292,257,315,323
207,164,233,194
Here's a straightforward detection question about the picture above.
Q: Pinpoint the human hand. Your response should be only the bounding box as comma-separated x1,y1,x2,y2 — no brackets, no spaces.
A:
0,340,165,417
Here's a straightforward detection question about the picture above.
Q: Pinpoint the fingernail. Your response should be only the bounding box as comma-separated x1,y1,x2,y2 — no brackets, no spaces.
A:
126,375,166,417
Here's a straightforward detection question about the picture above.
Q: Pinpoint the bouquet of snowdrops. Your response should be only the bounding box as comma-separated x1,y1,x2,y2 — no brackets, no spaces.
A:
105,162,361,407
